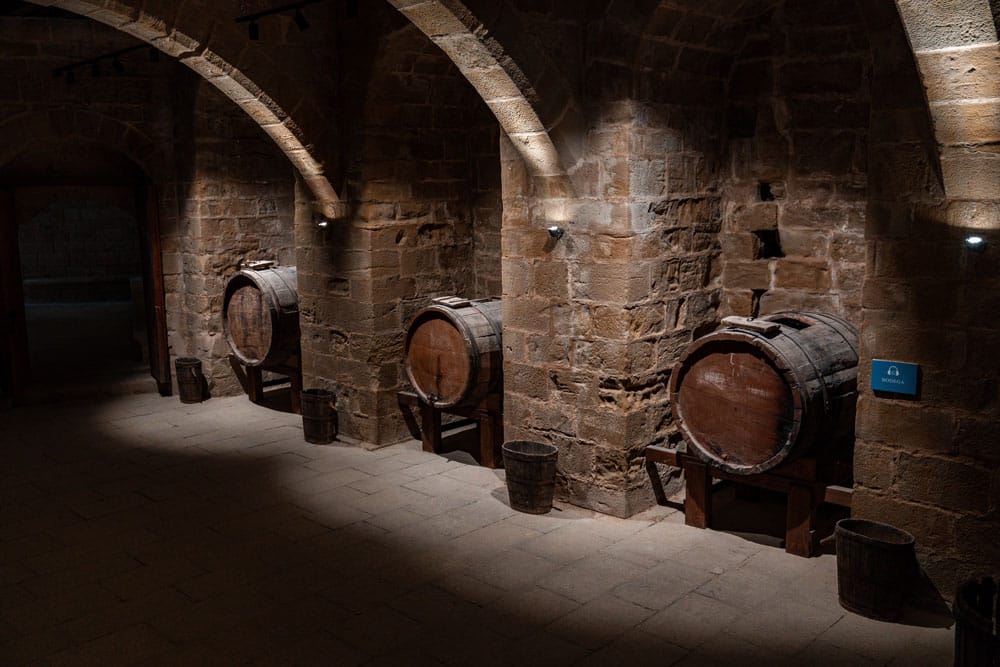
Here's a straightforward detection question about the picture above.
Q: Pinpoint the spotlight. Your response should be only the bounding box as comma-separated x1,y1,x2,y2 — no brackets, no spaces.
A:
112,57,125,74
965,235,986,249
248,20,260,40
316,218,330,229
293,8,309,30
547,225,565,240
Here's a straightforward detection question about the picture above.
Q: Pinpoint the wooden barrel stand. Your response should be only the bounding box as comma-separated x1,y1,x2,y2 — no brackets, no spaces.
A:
401,296,504,468
223,262,302,414
228,355,303,414
645,445,853,556
398,390,503,468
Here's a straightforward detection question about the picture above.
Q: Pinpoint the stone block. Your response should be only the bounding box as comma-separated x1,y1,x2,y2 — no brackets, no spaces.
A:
851,487,957,550
941,151,1000,200
857,398,957,454
779,228,830,259
773,260,831,291
853,441,897,491
917,43,1000,102
896,454,992,514
726,204,778,232
932,100,1000,147
722,260,770,290
897,0,997,51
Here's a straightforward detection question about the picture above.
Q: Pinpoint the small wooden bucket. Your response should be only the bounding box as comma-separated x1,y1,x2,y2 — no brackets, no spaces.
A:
835,518,916,621
175,357,205,404
502,441,558,514
300,388,337,444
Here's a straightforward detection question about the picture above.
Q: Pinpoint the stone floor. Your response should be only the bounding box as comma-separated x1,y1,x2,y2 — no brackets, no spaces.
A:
1,391,955,665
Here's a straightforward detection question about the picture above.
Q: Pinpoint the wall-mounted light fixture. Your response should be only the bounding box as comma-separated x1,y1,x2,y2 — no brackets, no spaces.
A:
547,225,565,240
236,0,325,41
52,44,161,83
315,218,330,229
965,235,986,250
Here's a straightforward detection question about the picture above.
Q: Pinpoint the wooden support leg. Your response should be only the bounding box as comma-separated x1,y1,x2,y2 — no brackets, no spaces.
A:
477,409,502,468
289,371,302,415
684,461,712,529
646,458,668,506
786,483,816,557
246,366,263,404
420,402,442,454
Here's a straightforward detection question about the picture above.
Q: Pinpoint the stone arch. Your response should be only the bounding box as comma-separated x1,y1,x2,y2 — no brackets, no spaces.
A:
0,109,167,183
893,0,1000,208
386,0,579,197
24,0,346,219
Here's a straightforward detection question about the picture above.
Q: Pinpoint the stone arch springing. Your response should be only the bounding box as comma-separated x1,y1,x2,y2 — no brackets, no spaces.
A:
893,0,1000,209
386,0,579,198
24,0,346,219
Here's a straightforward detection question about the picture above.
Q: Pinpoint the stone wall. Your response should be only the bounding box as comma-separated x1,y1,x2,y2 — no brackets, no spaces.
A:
851,0,999,594
0,13,297,394
16,186,140,291
719,0,869,324
297,11,503,445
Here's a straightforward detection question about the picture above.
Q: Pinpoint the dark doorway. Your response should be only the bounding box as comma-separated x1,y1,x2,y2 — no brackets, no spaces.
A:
0,144,171,404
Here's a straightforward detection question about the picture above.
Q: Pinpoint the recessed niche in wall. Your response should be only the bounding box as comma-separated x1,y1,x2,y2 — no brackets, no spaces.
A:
757,182,775,201
752,229,783,259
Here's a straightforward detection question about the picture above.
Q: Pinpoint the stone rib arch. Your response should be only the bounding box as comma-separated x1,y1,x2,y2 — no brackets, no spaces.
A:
893,0,1000,209
25,0,346,219
386,0,577,197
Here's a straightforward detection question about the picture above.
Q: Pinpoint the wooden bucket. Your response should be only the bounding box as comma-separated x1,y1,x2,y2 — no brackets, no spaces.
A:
403,296,502,409
300,388,337,444
222,264,299,368
174,357,204,404
955,576,1000,666
836,518,917,621
669,311,858,475
502,441,558,514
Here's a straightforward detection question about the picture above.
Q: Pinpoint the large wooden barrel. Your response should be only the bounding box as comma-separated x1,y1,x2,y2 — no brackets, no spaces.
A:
403,296,502,409
669,311,858,475
222,264,299,368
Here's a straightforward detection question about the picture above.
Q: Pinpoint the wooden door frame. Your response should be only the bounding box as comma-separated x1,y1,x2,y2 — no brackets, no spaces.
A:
136,182,172,396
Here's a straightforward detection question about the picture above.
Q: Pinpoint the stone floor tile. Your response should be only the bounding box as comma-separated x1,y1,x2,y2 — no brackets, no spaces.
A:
501,630,591,667
637,591,746,650
612,557,713,610
574,628,689,667
538,553,647,603
44,622,173,666
0,395,960,664
725,597,844,655
547,594,656,650
463,547,562,591
520,524,614,564
795,638,880,665
817,612,943,664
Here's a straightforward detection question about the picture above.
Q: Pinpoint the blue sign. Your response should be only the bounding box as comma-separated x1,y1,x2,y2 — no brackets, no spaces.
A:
871,359,919,396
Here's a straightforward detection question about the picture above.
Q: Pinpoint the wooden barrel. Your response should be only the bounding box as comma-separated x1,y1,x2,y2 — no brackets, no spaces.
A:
668,311,858,475
222,264,299,368
403,296,502,409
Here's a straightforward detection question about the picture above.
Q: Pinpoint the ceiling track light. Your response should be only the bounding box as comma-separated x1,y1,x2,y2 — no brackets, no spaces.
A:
51,43,159,84
236,0,324,40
